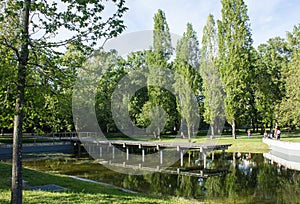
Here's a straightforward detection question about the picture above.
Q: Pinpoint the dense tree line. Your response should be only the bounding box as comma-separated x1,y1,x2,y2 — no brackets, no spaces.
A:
1,0,300,140
93,1,300,139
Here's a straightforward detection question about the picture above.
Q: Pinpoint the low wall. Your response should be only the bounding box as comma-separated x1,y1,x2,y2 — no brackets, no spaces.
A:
263,138,300,171
263,152,300,171
0,142,74,160
263,138,300,156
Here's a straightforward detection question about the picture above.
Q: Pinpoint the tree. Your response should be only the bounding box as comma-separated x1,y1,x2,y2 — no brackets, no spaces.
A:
279,24,300,128
255,37,290,131
153,9,173,59
146,9,174,139
0,0,127,202
126,51,150,130
200,14,225,138
92,50,126,133
174,23,201,141
0,43,17,134
217,0,253,139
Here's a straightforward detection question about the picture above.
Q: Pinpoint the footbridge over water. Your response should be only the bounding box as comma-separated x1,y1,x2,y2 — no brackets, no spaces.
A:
68,136,231,169
0,132,231,171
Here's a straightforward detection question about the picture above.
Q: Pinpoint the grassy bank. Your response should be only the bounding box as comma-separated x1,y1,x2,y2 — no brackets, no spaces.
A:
162,135,269,153
162,130,300,153
0,162,200,204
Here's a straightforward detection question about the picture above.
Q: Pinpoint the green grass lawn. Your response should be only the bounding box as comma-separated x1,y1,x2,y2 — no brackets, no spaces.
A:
0,162,200,204
161,129,300,153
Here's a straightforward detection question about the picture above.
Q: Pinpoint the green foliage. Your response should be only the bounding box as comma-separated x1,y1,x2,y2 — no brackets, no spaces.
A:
217,0,253,137
279,28,300,127
153,9,173,60
1,2,127,201
94,50,126,132
0,0,128,133
174,23,201,141
200,14,225,136
255,37,290,129
146,10,177,138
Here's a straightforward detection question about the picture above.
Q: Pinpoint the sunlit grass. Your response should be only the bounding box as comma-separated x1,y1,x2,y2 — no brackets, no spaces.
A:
160,129,300,153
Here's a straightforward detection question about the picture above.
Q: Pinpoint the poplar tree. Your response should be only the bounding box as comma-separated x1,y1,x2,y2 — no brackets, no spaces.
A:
146,9,173,139
200,14,225,138
217,0,253,139
174,23,201,141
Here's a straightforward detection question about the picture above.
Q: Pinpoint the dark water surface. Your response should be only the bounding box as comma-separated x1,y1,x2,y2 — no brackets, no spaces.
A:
24,151,300,203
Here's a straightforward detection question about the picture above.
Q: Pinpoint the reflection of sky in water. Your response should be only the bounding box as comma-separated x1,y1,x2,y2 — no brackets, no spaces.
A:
236,153,256,175
238,160,254,175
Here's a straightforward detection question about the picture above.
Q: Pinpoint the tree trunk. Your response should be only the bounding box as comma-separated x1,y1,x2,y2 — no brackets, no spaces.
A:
11,1,30,203
211,124,215,139
252,118,255,133
12,97,24,204
231,119,236,139
270,118,273,131
187,125,191,143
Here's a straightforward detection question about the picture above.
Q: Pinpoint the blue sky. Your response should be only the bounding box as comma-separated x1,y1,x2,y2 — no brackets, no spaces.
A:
120,0,300,48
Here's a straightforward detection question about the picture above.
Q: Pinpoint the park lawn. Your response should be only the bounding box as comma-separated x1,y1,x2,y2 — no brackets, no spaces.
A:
0,162,200,204
162,129,300,153
216,137,269,153
191,136,270,153
161,134,270,153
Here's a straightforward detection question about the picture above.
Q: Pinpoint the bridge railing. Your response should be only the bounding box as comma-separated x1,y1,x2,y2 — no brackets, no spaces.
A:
22,132,78,139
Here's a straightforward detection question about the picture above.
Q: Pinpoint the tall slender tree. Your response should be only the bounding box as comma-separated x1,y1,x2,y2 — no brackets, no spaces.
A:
0,1,127,203
153,9,173,59
174,23,201,141
146,9,173,139
200,14,225,138
217,0,253,139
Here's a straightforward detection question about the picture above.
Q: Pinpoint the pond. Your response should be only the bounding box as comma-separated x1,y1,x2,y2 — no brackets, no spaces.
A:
23,150,300,203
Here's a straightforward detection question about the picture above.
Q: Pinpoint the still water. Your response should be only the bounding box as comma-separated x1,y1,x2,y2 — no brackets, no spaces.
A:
24,151,300,203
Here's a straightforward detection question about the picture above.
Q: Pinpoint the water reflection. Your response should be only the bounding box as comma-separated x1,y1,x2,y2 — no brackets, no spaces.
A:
23,151,300,203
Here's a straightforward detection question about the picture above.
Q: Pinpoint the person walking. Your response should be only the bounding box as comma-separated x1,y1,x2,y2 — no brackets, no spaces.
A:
275,127,281,140
247,130,251,139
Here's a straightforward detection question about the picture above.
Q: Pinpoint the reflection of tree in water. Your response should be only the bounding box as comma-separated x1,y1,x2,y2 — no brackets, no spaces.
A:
122,174,143,191
118,152,300,201
25,154,300,202
256,165,279,200
176,175,199,198
121,172,205,198
144,173,172,195
205,175,226,197
204,154,300,203
256,165,300,203
279,170,300,203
